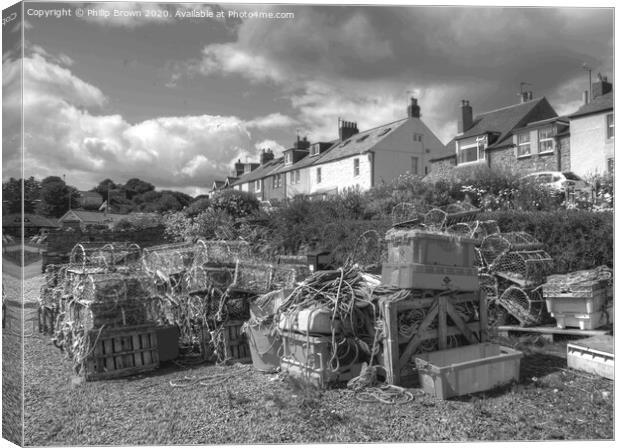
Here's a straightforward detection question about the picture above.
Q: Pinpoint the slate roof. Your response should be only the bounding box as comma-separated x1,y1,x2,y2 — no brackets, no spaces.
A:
569,92,613,118
429,138,457,162
2,213,59,228
458,98,554,148
59,210,127,224
231,157,284,186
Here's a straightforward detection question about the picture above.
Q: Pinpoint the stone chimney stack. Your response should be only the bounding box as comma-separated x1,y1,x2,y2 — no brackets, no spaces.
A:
338,120,359,141
458,100,473,134
234,159,244,177
592,75,612,100
260,148,274,165
407,97,421,118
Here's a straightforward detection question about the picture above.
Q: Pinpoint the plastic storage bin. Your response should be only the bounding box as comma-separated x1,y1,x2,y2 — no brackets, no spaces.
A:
414,343,522,399
544,289,608,316
381,263,479,291
552,308,612,330
567,335,614,380
385,229,477,268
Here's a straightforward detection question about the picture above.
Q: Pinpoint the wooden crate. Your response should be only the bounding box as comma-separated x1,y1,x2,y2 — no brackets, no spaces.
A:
201,320,251,363
85,325,159,381
381,290,488,386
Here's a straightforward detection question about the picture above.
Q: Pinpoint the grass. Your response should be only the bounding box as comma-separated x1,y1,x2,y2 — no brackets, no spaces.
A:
11,273,615,445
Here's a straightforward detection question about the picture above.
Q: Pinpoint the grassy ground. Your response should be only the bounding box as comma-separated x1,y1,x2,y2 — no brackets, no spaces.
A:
13,273,615,445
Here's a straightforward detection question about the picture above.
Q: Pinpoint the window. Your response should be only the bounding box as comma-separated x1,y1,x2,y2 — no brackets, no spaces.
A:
353,158,360,177
272,174,282,189
538,126,554,153
517,132,531,157
310,143,321,156
316,167,322,183
607,113,614,139
284,152,293,165
457,137,486,164
254,180,261,192
411,157,419,175
413,133,423,142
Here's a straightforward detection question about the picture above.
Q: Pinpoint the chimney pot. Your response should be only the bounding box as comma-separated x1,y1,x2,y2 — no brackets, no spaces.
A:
458,100,473,134
408,97,421,118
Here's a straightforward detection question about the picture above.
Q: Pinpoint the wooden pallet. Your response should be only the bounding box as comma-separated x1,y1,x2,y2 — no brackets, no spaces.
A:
381,290,488,386
494,324,611,342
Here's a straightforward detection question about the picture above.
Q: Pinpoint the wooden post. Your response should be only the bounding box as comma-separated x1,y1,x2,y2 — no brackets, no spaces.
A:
438,294,448,350
383,301,400,385
478,290,488,342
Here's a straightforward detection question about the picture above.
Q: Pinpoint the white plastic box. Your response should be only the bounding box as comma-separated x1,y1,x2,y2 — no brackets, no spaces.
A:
381,262,479,291
552,308,612,330
414,343,522,399
567,336,614,380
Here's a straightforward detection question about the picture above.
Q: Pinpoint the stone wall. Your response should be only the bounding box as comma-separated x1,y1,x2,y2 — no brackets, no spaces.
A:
488,145,560,174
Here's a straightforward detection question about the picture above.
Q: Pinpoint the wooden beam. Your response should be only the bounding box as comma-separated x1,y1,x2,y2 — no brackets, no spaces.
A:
438,295,448,350
399,302,439,366
446,300,478,344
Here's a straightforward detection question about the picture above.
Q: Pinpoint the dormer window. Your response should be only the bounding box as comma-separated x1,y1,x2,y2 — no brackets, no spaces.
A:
284,152,293,165
310,143,321,156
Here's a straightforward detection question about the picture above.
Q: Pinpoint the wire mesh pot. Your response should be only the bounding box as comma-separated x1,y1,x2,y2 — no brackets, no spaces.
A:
497,286,550,327
491,250,554,287
480,232,544,266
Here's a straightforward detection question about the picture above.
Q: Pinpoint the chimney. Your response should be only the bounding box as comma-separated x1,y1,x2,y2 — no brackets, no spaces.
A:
582,90,589,105
294,135,310,150
234,159,244,177
458,100,473,134
338,120,359,141
407,97,421,118
592,76,612,100
260,148,274,165
520,91,532,103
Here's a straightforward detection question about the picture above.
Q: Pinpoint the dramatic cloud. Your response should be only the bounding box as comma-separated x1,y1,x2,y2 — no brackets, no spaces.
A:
3,49,298,194
183,6,612,143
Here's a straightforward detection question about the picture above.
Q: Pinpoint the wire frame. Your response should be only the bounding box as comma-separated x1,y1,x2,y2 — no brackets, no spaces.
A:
423,208,448,230
194,239,252,266
478,273,499,299
391,202,425,227
480,232,544,266
76,272,152,304
345,229,385,269
497,286,550,327
492,250,554,286
441,202,480,227
470,220,500,241
142,242,197,276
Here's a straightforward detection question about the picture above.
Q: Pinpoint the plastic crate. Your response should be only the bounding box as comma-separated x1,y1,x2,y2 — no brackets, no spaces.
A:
542,279,607,298
381,263,479,291
414,343,522,399
567,336,614,380
545,288,608,315
278,308,343,335
552,309,612,330
385,229,477,268
280,330,364,387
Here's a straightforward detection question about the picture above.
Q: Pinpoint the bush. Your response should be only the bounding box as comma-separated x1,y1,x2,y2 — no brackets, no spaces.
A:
481,210,613,273
210,189,259,218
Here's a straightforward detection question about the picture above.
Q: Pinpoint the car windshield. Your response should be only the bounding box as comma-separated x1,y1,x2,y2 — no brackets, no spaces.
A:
562,172,581,181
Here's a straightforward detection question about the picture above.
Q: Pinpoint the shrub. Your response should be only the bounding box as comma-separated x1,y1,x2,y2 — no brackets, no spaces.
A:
210,189,259,218
481,210,613,273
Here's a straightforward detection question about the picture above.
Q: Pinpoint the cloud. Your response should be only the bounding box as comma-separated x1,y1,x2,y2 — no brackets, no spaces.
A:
254,139,286,156
3,49,300,193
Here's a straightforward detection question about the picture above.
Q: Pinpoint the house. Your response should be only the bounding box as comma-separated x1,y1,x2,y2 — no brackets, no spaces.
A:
210,180,225,194
2,213,59,238
430,92,563,176
230,97,447,199
57,210,127,230
568,77,614,177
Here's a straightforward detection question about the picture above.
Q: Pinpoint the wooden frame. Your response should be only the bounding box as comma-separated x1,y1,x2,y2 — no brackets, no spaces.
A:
382,290,488,385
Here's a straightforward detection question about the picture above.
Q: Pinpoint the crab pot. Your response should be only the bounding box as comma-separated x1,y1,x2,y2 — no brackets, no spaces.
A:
480,232,544,266
492,250,554,287
497,286,551,327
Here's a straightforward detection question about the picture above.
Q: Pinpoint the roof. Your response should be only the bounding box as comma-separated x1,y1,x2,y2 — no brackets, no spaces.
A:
313,118,409,165
569,92,613,119
2,213,59,228
231,157,284,186
211,180,225,189
458,98,555,148
58,210,127,224
430,138,457,162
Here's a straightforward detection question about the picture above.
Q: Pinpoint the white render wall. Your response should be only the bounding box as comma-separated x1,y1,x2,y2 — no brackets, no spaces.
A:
569,113,614,176
308,153,372,194
285,168,311,198
373,118,446,183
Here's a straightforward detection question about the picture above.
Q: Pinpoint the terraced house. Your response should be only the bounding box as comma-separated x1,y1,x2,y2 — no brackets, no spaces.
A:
228,97,446,200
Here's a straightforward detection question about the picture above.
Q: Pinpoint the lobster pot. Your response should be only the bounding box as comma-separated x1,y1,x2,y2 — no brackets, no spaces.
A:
270,265,298,291
84,325,159,381
44,264,62,288
391,202,428,227
470,220,500,242
69,298,154,331
195,240,252,266
478,273,499,300
142,242,197,276
201,320,251,363
76,273,152,304
231,263,297,294
438,202,480,227
497,286,550,327
480,232,544,266
385,228,477,268
70,242,113,269
182,265,234,293
279,331,365,387
492,250,554,287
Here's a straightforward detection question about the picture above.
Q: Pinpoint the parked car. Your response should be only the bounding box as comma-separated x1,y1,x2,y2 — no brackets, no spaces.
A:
520,171,594,201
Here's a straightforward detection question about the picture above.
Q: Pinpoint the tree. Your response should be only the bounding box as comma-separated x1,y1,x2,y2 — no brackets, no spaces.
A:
37,176,79,217
92,179,117,198
185,197,211,217
124,178,155,199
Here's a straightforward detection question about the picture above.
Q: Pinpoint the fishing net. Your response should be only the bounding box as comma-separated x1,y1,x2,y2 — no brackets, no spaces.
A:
492,250,554,286
480,232,543,266
497,286,550,327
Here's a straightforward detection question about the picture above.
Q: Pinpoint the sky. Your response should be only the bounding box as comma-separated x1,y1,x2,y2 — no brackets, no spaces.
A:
1,1,614,197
